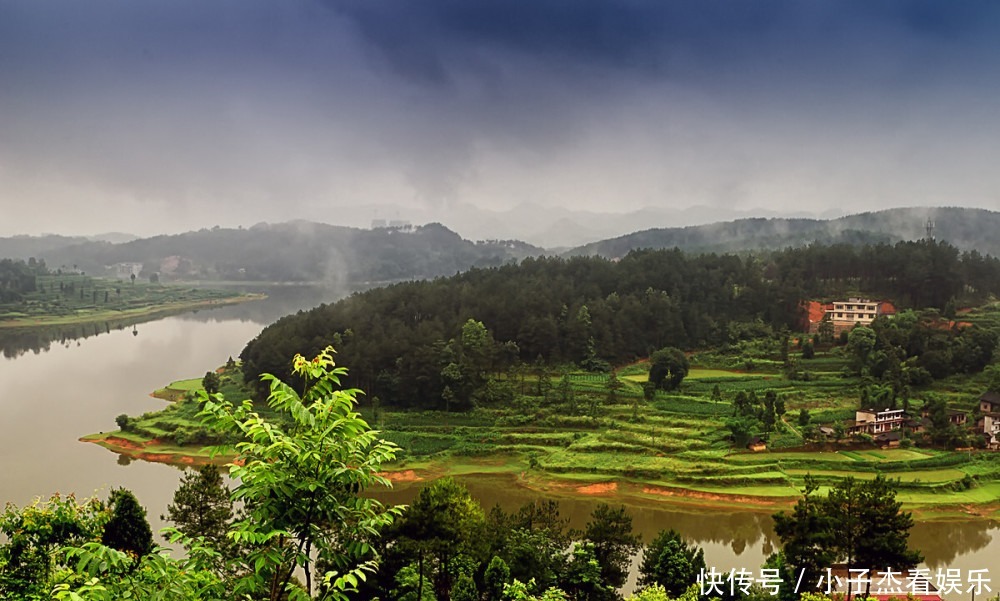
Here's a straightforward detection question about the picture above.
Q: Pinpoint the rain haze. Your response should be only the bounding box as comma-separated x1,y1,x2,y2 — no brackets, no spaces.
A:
2,1,1000,243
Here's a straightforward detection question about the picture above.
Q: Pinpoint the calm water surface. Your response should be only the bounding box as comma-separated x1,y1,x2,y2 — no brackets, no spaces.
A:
0,286,996,594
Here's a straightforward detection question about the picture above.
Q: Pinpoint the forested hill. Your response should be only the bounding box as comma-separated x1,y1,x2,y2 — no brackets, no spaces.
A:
240,239,1000,407
14,222,544,284
566,207,1000,258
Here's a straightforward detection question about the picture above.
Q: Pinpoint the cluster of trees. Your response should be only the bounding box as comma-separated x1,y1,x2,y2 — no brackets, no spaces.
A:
243,240,1000,411
726,390,787,447
0,257,46,302
773,475,923,600
845,310,997,409
0,488,153,599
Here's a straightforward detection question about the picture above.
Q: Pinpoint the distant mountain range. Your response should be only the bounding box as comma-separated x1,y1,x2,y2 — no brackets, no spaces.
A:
329,201,842,248
1,222,542,285
2,207,998,284
564,206,1000,258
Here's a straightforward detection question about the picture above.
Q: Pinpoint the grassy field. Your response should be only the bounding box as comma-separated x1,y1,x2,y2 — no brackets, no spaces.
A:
85,324,1000,519
0,274,262,329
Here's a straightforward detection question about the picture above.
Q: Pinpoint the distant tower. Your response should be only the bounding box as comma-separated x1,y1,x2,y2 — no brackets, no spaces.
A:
925,218,935,241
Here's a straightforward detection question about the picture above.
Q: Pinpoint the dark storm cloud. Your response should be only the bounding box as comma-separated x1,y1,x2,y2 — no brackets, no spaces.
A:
327,1,994,82
2,0,1000,237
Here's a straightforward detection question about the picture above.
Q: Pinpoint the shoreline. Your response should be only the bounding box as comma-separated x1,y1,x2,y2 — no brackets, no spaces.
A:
0,293,265,330
79,432,1000,523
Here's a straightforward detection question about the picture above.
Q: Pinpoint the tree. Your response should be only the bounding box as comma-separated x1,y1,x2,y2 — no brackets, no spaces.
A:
560,542,616,601
392,478,486,601
202,371,221,396
451,572,479,601
582,504,641,590
163,465,233,554
484,555,511,601
101,488,153,560
199,346,403,600
801,339,815,360
0,493,108,599
817,315,834,344
115,413,131,431
648,347,689,391
797,408,810,428
855,476,924,582
846,326,877,375
774,476,922,599
772,478,836,592
638,529,706,597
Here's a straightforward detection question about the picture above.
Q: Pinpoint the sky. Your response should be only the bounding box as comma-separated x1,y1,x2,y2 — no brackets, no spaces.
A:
2,0,1000,238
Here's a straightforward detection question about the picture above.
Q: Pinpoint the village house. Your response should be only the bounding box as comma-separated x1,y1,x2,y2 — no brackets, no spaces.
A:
846,408,907,436
110,262,143,278
979,391,1000,414
805,298,896,334
977,392,1000,449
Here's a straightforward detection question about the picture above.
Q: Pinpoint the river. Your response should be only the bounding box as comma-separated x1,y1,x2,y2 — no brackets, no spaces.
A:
0,286,996,596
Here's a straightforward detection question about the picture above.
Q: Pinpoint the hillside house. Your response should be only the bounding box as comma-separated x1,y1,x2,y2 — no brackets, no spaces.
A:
805,299,896,334
847,408,907,436
977,413,1000,450
980,391,1000,414
111,262,143,278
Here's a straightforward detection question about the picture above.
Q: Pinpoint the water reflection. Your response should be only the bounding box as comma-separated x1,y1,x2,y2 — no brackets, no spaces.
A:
376,474,1000,581
0,284,351,359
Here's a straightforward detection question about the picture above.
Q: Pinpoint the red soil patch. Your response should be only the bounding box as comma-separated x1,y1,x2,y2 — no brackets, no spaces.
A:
641,484,792,507
379,470,423,483
99,436,146,451
806,300,831,325
577,482,617,495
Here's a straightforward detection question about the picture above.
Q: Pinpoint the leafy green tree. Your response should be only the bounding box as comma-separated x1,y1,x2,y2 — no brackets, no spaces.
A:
846,326,877,375
797,408,810,428
163,465,233,554
53,535,227,601
487,500,571,593
582,503,641,590
393,478,487,601
648,347,689,391
710,384,722,403
774,476,922,599
841,476,922,597
606,372,623,404
101,488,153,560
451,572,479,601
484,555,511,601
637,529,705,597
114,413,130,431
199,346,403,600
817,315,834,344
202,371,221,395
0,493,108,599
560,542,615,601
801,339,815,359
772,478,836,591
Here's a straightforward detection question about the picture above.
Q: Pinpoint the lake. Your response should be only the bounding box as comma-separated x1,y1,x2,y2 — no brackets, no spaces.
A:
0,286,996,596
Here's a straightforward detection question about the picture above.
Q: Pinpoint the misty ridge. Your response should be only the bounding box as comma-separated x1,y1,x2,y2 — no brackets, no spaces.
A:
2,206,999,286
